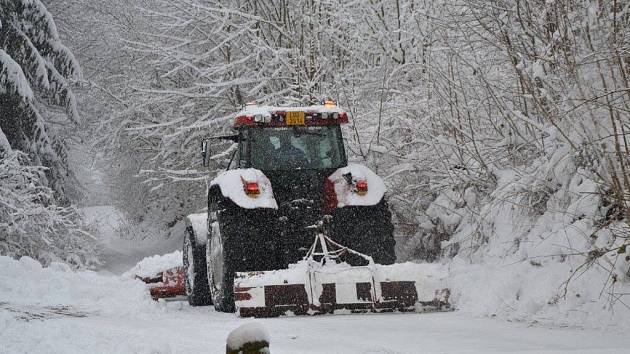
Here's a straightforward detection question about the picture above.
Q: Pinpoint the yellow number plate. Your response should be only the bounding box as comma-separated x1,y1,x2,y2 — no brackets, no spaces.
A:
286,111,305,125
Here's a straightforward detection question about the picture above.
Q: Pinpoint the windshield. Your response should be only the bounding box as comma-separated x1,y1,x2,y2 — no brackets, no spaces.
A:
240,126,346,170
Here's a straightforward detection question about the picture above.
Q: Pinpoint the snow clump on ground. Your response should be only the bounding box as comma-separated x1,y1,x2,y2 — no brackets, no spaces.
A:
122,251,183,279
226,322,270,352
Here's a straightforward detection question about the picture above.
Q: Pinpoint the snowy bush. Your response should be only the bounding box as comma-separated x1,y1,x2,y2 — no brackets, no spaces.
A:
0,142,98,267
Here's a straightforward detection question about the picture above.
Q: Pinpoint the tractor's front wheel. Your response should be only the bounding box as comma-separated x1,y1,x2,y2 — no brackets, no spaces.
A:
183,226,212,306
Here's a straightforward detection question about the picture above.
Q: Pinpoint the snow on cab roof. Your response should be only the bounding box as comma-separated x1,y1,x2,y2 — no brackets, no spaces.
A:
233,101,349,127
235,103,345,118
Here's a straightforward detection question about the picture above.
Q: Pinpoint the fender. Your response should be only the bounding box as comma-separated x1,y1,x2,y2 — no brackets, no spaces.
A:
210,168,278,210
327,163,386,208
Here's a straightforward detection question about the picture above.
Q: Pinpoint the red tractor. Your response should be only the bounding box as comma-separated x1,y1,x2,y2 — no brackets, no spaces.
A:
179,102,449,317
183,101,395,311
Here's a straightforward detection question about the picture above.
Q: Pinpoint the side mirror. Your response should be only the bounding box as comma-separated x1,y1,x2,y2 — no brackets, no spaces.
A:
200,135,238,168
201,140,209,167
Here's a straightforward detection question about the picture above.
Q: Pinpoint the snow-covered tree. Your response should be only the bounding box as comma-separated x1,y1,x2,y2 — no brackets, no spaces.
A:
0,0,81,198
0,0,95,266
97,0,355,228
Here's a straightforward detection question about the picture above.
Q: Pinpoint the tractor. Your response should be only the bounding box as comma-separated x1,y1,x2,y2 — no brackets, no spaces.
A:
183,101,398,312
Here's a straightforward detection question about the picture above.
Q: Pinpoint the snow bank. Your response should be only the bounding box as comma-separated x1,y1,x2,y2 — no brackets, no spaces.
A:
0,256,155,315
451,259,629,331
122,251,182,279
432,140,630,330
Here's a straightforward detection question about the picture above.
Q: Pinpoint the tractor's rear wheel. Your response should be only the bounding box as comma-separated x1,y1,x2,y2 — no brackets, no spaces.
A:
331,198,396,265
207,208,236,312
183,226,212,306
366,199,396,265
206,199,277,313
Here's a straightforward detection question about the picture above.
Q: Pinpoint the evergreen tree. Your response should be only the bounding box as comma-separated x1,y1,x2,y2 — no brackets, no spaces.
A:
0,0,81,199
0,0,96,266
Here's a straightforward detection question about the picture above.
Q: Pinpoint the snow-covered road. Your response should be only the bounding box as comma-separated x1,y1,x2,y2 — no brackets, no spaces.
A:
2,207,626,354
1,302,627,354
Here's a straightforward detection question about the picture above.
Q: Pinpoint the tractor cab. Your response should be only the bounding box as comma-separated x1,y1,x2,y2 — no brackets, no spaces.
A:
233,101,349,171
220,102,351,210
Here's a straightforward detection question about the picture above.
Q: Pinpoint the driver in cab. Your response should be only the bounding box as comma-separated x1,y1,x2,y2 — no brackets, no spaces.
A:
274,134,308,167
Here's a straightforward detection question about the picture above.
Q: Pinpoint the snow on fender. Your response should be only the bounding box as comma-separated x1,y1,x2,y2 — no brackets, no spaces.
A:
210,168,278,209
328,163,386,207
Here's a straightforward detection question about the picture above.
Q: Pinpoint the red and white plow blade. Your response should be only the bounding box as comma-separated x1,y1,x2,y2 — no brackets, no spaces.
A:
234,261,450,318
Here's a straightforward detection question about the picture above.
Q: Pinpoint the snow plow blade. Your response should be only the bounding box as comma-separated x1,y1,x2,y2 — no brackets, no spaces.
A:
235,263,450,318
140,266,186,300
234,227,450,318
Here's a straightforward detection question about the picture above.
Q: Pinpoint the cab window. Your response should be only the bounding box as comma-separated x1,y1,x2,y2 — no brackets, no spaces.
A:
243,126,345,170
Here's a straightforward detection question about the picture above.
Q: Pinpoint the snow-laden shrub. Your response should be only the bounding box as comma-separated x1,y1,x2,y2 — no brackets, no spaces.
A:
428,137,630,328
371,0,630,327
0,140,98,267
